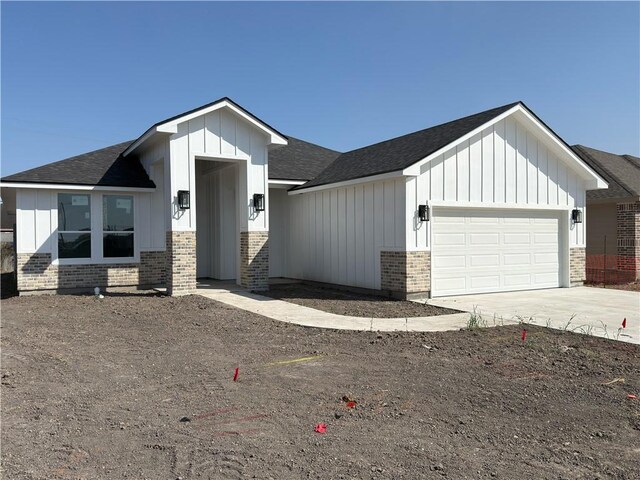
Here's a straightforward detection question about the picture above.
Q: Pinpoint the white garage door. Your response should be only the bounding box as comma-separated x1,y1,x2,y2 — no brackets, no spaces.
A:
431,208,561,297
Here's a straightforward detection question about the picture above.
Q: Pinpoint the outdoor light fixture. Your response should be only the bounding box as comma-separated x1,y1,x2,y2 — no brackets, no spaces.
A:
177,190,190,210
571,208,582,224
253,193,265,212
418,204,430,222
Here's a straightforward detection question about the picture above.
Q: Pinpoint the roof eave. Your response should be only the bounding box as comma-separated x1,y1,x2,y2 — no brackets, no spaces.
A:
0,181,156,192
123,98,288,157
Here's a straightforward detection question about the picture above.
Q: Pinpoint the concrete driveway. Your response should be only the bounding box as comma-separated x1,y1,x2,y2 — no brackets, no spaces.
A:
427,287,639,344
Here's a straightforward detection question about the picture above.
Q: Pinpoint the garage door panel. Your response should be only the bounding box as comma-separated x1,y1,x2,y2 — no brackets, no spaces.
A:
504,273,533,287
534,252,558,264
431,208,560,297
503,253,531,266
469,254,499,267
433,255,466,268
504,233,531,245
436,277,467,291
433,233,465,245
470,275,500,289
534,233,557,244
535,272,559,284
470,233,500,245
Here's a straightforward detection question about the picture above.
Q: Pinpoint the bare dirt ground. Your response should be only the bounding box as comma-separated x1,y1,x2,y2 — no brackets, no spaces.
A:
1,293,639,479
264,283,459,318
586,282,640,292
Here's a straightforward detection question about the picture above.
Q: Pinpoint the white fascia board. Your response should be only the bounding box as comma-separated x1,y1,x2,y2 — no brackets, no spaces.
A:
122,128,161,157
514,108,608,190
0,182,155,192
157,100,288,146
268,179,306,186
402,104,608,190
288,170,411,195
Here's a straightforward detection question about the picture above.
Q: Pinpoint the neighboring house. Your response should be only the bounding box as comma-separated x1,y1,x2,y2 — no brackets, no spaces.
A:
0,98,607,297
572,145,640,280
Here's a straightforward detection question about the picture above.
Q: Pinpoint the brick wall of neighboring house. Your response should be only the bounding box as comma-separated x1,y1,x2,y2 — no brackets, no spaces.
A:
569,247,586,285
617,201,640,279
380,250,430,297
16,251,166,293
166,230,196,296
240,231,269,291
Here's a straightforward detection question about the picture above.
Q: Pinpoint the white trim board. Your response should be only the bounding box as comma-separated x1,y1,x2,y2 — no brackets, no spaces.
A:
1,182,155,192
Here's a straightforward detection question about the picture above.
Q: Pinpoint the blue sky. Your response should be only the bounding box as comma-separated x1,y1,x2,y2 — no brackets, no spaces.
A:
2,1,639,176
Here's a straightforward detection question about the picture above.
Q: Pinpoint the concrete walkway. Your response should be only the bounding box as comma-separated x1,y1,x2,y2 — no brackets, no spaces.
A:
197,286,474,333
427,287,640,345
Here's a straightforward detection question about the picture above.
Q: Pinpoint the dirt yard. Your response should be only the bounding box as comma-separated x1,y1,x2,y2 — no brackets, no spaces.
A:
586,282,640,292
1,293,639,479
264,283,459,317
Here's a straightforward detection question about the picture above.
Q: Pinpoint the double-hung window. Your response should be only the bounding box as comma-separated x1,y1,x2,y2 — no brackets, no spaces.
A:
103,195,134,258
58,193,92,259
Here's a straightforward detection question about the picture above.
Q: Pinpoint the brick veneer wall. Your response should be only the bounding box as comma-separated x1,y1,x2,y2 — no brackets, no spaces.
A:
16,251,166,293
240,231,269,291
166,231,196,296
569,247,586,285
617,202,640,279
380,250,430,297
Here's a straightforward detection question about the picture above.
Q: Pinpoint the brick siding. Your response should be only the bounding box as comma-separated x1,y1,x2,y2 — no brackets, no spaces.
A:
380,250,430,297
617,202,640,279
240,231,269,291
16,251,166,293
569,247,586,285
166,230,196,296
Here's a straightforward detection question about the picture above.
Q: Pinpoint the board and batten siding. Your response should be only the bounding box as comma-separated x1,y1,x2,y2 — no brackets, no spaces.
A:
138,138,169,251
15,189,53,254
15,188,158,257
282,178,406,290
407,115,586,251
168,108,269,232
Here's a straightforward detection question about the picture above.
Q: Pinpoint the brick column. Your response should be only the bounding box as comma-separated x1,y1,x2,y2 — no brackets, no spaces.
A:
240,231,269,291
380,250,430,298
166,231,196,296
617,202,640,280
569,247,586,285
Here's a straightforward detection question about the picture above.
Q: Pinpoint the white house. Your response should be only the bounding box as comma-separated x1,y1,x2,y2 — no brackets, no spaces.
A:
0,98,607,297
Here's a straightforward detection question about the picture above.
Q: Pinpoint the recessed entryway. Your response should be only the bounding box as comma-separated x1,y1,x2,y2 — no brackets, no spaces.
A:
195,159,238,280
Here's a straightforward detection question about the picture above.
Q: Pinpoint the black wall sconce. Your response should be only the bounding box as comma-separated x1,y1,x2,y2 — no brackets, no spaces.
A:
253,193,265,212
571,208,582,224
177,190,190,210
418,204,430,222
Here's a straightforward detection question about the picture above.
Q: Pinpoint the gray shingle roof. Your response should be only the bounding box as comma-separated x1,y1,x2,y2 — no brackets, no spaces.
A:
292,102,521,190
572,145,640,201
1,141,156,188
268,137,341,181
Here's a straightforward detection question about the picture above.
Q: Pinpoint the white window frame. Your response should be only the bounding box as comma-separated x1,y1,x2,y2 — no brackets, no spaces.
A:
52,191,140,265
101,194,137,262
56,193,92,261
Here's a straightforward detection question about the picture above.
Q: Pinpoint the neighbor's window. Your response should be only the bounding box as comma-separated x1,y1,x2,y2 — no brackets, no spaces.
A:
103,195,134,257
58,193,91,259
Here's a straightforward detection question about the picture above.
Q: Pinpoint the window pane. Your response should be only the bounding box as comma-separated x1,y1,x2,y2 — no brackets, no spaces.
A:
58,194,91,231
103,233,134,258
58,233,91,258
103,195,134,231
